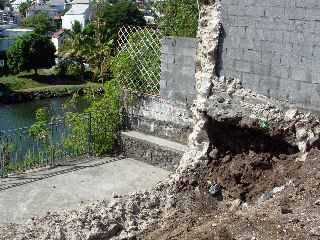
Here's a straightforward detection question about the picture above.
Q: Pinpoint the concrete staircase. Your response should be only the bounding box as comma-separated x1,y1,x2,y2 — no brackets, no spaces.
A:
121,130,188,171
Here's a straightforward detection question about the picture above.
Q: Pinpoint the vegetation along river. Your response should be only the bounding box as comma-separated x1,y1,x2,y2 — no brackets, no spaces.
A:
0,97,87,131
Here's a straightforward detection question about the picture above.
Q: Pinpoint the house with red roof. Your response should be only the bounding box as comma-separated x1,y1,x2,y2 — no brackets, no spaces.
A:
51,28,66,53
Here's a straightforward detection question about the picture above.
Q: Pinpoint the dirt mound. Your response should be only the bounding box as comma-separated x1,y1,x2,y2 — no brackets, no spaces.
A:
198,150,301,202
140,149,320,240
174,117,302,202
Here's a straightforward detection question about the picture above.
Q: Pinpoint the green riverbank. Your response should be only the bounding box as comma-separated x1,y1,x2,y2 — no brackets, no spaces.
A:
0,69,103,104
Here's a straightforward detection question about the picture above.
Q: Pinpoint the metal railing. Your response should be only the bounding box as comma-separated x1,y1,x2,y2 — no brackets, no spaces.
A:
0,113,92,177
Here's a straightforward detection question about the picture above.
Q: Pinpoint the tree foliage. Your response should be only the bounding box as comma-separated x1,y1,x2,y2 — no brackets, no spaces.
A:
29,108,49,141
95,0,146,41
0,0,8,10
60,1,146,81
19,1,32,18
24,12,57,35
155,0,199,38
7,33,56,74
60,21,91,77
85,18,114,82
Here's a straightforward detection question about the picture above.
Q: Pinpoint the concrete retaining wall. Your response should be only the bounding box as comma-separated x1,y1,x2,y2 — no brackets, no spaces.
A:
221,0,320,111
121,132,183,171
125,96,193,144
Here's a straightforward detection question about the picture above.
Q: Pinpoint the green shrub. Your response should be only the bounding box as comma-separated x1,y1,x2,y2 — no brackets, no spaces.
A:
28,108,49,141
254,114,271,130
155,0,199,38
64,80,121,156
66,63,82,77
54,59,68,77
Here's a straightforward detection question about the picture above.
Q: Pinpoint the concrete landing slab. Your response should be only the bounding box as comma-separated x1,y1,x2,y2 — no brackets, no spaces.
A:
0,157,170,224
121,131,188,152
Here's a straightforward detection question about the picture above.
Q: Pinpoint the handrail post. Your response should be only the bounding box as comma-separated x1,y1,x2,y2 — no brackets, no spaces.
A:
88,112,92,155
50,122,54,167
0,147,3,178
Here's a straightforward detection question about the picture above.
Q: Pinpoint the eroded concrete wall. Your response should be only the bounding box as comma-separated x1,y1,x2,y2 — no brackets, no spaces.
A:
221,0,320,111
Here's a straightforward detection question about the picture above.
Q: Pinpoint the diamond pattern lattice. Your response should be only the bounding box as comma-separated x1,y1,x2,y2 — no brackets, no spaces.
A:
117,25,162,95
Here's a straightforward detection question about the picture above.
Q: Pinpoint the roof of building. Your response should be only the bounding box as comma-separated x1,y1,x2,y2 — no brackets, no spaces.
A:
70,0,90,4
65,4,89,15
54,15,62,20
52,28,65,38
11,0,29,5
48,0,66,6
3,28,33,32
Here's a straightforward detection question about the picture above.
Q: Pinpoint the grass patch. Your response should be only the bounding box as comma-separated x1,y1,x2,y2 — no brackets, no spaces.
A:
0,68,100,92
17,82,101,93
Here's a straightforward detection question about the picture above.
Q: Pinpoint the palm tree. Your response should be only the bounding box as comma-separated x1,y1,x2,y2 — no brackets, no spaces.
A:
86,18,113,83
60,21,90,79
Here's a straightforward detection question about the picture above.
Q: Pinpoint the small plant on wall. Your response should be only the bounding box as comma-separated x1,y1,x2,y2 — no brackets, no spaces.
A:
155,0,199,38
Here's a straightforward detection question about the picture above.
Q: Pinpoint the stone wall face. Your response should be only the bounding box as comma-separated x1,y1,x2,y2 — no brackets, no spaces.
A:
121,133,183,171
160,37,198,104
125,96,193,143
221,0,320,111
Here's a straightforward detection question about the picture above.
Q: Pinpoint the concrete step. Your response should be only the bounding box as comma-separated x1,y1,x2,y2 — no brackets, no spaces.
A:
121,131,188,171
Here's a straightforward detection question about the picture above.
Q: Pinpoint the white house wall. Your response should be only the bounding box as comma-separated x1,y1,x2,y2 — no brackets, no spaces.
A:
51,37,59,53
62,14,86,30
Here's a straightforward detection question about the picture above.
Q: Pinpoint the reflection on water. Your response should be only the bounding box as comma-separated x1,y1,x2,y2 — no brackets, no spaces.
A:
0,97,88,130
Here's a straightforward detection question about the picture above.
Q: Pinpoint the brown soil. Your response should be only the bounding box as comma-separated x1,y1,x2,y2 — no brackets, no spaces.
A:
198,150,302,202
176,119,302,202
140,148,320,240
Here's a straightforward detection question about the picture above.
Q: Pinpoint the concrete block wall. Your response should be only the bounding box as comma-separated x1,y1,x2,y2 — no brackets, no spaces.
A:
160,37,198,103
221,0,320,111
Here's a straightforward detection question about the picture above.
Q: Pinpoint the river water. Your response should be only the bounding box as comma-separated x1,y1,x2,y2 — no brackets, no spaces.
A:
0,97,87,131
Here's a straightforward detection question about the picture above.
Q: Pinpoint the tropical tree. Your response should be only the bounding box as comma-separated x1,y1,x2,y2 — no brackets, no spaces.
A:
60,21,90,78
19,1,32,18
85,18,113,82
0,0,8,10
60,1,146,81
96,0,146,40
7,33,56,75
24,12,57,35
